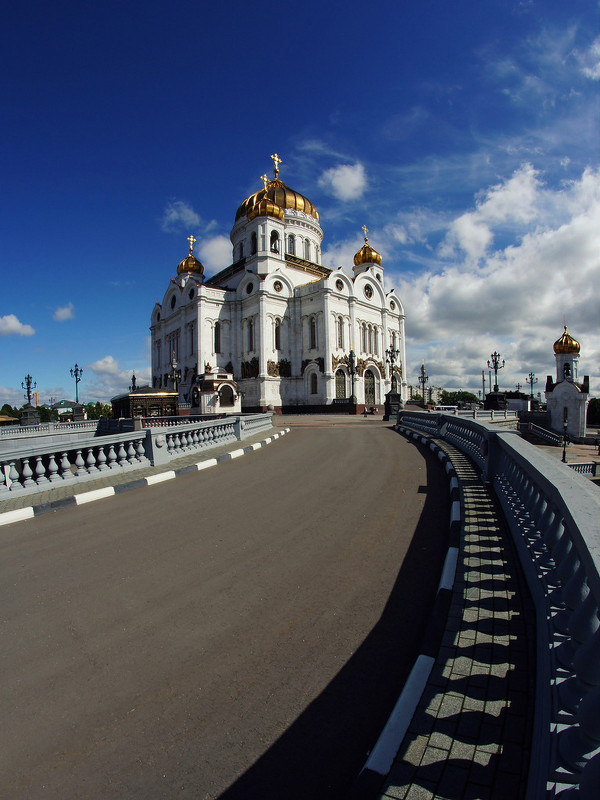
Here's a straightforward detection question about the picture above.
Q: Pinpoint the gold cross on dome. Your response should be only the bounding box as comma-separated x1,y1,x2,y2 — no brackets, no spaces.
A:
271,153,282,177
362,224,369,241
261,173,269,191
187,234,197,254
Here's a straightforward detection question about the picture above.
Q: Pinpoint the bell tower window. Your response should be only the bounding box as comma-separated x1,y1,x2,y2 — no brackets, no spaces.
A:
251,232,257,254
287,234,295,255
270,230,279,253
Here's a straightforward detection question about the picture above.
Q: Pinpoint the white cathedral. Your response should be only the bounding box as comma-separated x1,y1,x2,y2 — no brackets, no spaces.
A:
150,155,406,413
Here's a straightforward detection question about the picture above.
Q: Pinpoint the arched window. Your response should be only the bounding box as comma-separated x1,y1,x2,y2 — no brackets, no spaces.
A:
251,231,257,254
287,234,295,255
374,327,379,356
309,316,317,350
214,321,221,354
337,316,344,350
368,325,373,354
364,369,375,405
391,331,397,350
362,322,367,353
335,369,346,399
274,318,281,350
248,319,254,352
304,239,310,260
310,372,318,395
270,230,279,253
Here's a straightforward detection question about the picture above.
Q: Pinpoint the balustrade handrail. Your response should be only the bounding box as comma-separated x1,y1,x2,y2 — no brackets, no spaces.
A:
398,410,600,798
1,414,273,498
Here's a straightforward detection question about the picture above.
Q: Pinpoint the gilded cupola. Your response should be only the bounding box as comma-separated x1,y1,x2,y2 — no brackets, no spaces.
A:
553,325,580,355
177,234,204,276
236,153,320,222
354,225,382,266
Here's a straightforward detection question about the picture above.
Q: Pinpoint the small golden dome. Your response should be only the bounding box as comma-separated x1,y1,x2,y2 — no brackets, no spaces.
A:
177,234,204,276
236,178,319,222
246,190,285,222
553,326,580,355
354,227,382,266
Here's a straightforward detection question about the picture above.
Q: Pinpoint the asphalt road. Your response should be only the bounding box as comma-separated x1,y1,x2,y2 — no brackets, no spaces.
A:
0,421,449,800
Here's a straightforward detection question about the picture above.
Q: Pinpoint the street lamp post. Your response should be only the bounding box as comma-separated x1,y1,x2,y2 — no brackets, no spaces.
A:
70,363,83,404
21,374,37,406
169,352,181,392
348,349,356,405
487,352,505,392
562,418,569,463
526,371,538,399
418,361,429,407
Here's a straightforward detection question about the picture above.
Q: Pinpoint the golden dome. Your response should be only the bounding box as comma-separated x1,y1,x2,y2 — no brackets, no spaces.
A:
246,190,285,222
354,227,382,266
236,178,319,222
177,234,204,276
553,325,580,355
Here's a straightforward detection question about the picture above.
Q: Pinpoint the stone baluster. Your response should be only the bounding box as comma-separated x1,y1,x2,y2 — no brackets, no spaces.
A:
47,453,61,482
106,445,117,469
559,598,600,712
97,446,109,471
74,450,87,478
21,458,35,488
173,432,181,453
34,456,49,485
59,452,73,480
0,463,8,495
86,448,99,474
558,685,600,775
550,543,579,613
166,434,175,455
554,564,590,638
126,441,137,464
135,439,146,462
192,429,199,448
8,461,22,491
117,443,128,467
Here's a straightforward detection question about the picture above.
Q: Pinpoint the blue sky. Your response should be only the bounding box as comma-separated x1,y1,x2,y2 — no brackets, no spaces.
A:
1,0,598,405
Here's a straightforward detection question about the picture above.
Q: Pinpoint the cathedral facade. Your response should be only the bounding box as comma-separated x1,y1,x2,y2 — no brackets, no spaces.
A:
150,157,406,413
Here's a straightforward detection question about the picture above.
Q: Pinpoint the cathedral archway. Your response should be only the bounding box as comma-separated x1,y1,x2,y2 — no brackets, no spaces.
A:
219,385,235,407
335,369,346,399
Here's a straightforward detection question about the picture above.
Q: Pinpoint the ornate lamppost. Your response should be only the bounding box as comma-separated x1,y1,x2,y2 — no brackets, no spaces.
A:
70,363,83,404
22,374,37,406
384,345,402,420
418,360,429,407
562,417,569,463
348,348,356,405
169,351,181,392
487,352,505,392
526,371,538,399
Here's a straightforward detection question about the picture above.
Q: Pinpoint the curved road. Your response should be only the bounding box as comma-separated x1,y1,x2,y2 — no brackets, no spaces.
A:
1,420,449,799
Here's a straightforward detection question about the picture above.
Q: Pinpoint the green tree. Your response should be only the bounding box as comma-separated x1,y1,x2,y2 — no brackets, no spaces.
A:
1,404,19,418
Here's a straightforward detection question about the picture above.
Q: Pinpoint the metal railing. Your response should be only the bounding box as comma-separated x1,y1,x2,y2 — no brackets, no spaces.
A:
397,411,600,799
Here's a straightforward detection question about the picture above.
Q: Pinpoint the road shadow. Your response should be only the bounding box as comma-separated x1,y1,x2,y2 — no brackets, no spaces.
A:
217,432,450,800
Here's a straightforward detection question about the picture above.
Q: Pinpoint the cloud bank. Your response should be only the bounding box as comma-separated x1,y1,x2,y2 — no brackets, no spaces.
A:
0,314,35,336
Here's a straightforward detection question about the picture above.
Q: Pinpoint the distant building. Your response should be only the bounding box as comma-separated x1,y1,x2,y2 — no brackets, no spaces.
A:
545,326,589,439
150,156,406,413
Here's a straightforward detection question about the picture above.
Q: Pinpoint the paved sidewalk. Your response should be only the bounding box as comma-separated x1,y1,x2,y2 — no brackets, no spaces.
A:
377,435,536,799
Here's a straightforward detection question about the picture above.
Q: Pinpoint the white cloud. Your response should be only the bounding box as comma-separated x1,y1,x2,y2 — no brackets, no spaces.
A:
160,200,201,232
0,314,35,336
86,355,151,401
391,166,600,395
575,36,600,81
53,302,74,322
199,235,232,273
318,162,367,202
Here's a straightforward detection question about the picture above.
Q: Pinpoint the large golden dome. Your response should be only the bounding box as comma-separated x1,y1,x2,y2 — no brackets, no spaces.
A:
236,156,319,222
177,235,204,276
246,190,285,222
553,325,580,354
354,227,382,266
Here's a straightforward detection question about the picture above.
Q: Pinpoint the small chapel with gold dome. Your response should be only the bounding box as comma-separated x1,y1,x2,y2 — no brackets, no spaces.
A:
150,155,406,413
545,325,590,439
